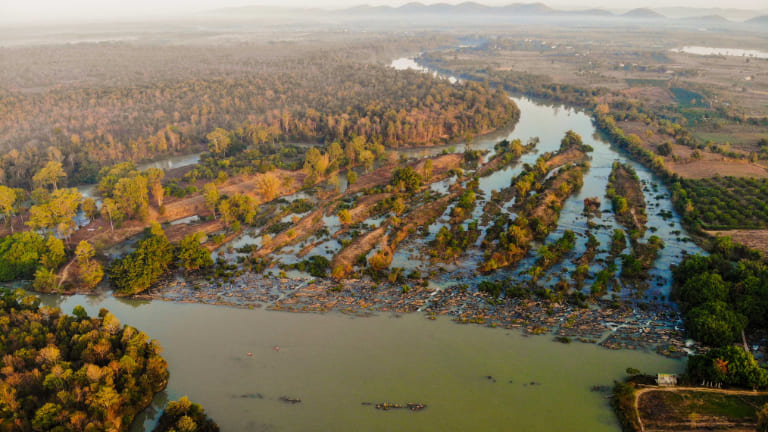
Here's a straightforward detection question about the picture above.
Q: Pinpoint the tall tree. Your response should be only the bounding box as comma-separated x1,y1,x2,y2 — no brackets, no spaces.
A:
100,198,123,232
0,186,17,232
206,128,232,156
202,183,219,219
113,175,149,221
256,173,280,202
27,188,82,242
32,161,66,191
75,240,104,289
145,167,165,208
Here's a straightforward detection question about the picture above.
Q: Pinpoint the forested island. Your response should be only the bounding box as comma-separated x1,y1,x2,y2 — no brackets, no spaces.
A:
0,289,168,430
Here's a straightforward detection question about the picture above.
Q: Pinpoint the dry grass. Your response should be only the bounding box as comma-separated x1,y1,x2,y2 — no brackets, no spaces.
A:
706,229,768,254
668,159,768,179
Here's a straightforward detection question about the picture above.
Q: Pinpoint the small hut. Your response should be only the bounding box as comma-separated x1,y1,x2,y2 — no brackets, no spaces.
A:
656,373,677,387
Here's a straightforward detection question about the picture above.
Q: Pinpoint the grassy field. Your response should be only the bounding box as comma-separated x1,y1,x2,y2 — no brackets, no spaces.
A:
670,87,708,108
638,390,768,431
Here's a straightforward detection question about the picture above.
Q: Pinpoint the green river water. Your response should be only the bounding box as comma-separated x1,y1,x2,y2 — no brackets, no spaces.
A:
39,294,682,432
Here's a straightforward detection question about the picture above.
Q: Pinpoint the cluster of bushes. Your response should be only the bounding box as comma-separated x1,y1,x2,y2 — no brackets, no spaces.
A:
108,224,213,295
476,277,529,300
606,161,647,238
429,221,480,261
0,232,65,287
619,235,665,280
390,166,423,193
480,134,588,272
687,345,768,389
284,255,331,278
535,230,576,270
0,289,168,430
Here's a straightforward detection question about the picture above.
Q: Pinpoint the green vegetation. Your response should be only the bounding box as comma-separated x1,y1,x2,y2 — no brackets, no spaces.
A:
670,87,708,108
619,235,664,281
75,240,104,290
154,397,220,432
286,256,331,278
672,242,768,346
0,232,67,292
611,381,640,432
0,232,63,281
108,224,174,295
0,289,168,430
430,221,480,261
673,177,768,230
606,161,647,238
176,233,214,273
687,345,768,389
391,166,423,193
535,230,576,270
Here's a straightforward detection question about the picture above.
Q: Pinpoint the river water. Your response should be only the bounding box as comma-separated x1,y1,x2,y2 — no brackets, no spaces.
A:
34,57,701,431
38,293,682,432
671,46,768,59
388,58,703,299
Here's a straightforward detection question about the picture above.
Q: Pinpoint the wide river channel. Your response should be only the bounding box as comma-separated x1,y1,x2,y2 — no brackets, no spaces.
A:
39,293,682,432
31,58,696,431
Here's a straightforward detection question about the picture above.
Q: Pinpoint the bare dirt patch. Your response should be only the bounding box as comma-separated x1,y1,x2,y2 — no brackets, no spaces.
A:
331,226,388,276
346,153,463,194
637,388,768,432
390,193,458,248
668,159,768,179
621,87,674,106
347,192,393,224
254,206,326,258
545,147,587,170
706,229,768,254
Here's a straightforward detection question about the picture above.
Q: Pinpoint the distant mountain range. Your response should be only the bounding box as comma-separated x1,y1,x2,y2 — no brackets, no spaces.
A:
206,2,767,24
745,14,768,24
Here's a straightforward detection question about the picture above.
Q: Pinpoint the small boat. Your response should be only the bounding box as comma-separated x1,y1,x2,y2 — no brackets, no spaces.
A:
407,403,426,411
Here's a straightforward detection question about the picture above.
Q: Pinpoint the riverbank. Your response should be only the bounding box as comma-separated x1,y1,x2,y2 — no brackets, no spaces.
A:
137,273,699,359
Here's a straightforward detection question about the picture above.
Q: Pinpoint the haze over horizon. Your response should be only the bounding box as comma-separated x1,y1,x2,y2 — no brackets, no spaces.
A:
2,0,767,25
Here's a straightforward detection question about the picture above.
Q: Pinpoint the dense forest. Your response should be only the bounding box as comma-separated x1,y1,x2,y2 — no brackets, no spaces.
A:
0,42,518,189
0,289,168,431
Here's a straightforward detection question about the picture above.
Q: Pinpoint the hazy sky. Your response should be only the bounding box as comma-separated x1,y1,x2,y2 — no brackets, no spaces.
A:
2,0,766,23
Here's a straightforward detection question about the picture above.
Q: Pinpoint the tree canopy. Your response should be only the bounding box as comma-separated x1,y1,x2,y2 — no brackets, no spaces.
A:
0,289,168,430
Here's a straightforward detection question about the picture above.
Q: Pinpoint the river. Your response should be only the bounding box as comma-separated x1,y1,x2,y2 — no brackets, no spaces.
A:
38,293,682,432
35,57,699,431
388,58,703,299
671,46,768,59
